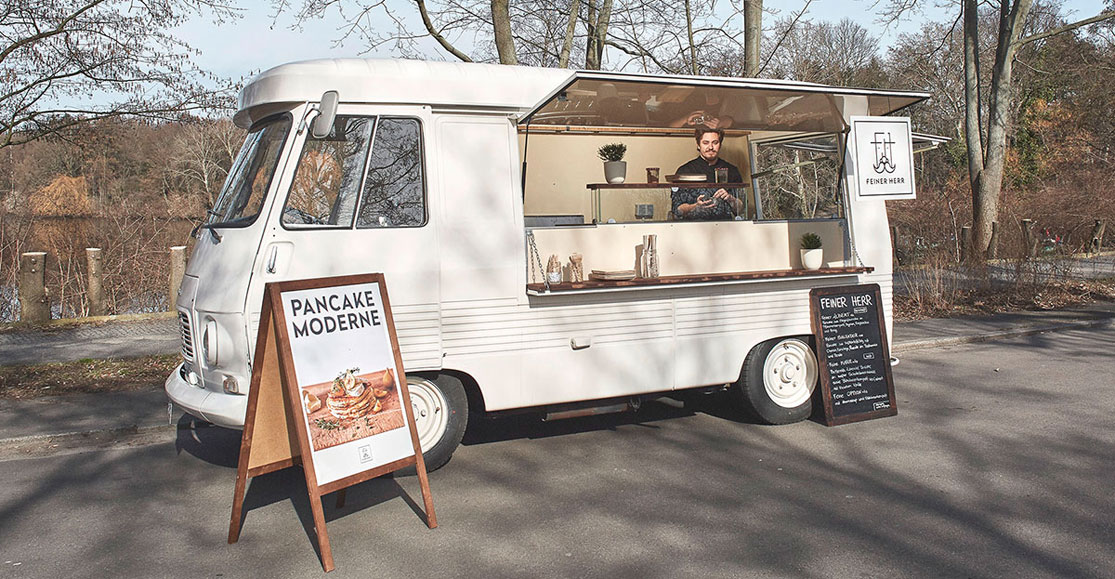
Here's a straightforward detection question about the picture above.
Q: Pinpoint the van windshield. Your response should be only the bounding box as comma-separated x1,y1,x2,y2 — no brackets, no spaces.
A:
208,115,292,227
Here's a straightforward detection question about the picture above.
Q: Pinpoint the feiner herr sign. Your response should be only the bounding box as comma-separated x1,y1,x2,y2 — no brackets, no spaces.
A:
850,116,916,200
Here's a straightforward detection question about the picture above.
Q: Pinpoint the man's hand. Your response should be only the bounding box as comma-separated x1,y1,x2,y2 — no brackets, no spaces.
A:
695,194,718,209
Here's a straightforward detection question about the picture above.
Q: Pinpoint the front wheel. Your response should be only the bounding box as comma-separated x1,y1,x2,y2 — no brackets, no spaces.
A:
731,337,818,425
406,374,468,472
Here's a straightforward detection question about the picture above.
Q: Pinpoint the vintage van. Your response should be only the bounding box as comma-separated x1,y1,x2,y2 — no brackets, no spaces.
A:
166,58,934,470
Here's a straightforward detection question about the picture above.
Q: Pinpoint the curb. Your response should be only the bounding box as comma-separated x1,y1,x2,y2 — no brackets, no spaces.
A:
893,317,1115,353
0,311,177,335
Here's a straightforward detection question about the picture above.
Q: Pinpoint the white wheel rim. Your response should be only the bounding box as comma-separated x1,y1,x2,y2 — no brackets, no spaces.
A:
408,378,449,452
762,339,818,408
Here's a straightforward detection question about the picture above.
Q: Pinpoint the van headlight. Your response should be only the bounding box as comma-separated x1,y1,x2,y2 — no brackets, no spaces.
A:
203,318,217,365
202,317,232,367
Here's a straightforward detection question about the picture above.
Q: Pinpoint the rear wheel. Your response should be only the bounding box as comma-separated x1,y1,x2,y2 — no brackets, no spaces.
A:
406,374,468,472
731,337,818,424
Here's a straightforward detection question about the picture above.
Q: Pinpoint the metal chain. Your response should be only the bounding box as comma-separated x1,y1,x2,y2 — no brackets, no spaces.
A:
526,230,549,292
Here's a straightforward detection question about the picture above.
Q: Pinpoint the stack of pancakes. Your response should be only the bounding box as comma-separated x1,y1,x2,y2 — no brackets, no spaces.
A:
326,381,376,420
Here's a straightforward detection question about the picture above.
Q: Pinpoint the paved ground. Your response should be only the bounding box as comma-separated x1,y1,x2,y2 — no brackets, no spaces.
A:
1,303,1114,449
0,326,1112,578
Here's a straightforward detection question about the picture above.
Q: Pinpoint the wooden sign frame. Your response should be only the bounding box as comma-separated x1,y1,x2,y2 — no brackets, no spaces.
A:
810,283,898,426
227,274,436,572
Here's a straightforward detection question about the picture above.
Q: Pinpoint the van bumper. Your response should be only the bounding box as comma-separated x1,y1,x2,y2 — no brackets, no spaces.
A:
165,363,247,429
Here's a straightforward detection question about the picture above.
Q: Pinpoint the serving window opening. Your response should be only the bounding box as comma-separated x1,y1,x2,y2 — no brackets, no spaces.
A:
515,74,924,291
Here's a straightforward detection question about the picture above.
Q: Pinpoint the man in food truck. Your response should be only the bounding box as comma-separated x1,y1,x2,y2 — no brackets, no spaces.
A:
671,126,745,220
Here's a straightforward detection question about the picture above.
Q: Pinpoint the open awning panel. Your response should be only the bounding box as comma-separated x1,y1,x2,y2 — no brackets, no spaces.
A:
521,72,929,134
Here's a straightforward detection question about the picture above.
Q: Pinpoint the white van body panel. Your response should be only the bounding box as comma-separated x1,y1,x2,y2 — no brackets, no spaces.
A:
168,58,925,428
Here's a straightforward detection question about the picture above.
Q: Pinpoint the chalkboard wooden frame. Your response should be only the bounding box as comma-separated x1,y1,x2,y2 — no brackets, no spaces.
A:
810,284,897,426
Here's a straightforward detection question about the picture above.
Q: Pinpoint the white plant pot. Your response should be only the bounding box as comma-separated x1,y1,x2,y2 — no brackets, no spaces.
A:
801,248,823,270
603,161,627,184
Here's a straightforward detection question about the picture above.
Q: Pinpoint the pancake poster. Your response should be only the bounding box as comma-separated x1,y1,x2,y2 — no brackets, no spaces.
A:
279,281,413,485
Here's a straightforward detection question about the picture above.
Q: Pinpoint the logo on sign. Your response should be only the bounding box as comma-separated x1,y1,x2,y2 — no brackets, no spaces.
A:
358,444,373,463
871,132,897,174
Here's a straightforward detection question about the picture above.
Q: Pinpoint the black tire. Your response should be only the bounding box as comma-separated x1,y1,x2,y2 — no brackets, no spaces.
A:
402,374,468,473
730,337,818,425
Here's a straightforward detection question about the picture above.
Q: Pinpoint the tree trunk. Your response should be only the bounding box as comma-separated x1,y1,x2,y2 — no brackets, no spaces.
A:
743,0,762,77
586,1,598,69
491,0,518,65
559,0,581,68
584,0,612,70
593,0,613,70
966,0,1036,261
961,0,985,262
684,0,697,74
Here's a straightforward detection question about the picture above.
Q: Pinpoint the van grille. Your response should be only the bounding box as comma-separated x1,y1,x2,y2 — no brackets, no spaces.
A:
179,312,196,361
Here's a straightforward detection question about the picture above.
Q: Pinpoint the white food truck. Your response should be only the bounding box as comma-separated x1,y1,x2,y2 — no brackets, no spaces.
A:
166,58,935,470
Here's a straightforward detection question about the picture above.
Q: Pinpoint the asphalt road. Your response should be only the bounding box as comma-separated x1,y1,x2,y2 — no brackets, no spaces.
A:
1,326,1113,578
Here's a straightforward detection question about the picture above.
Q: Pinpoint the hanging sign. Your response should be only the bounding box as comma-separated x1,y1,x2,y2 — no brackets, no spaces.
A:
850,116,916,200
228,274,436,573
810,284,898,426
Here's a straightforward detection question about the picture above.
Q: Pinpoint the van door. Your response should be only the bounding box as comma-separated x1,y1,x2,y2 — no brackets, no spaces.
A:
250,106,442,371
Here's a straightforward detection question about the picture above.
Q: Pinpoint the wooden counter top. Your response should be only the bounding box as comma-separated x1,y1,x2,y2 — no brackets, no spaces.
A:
587,182,750,189
527,266,873,294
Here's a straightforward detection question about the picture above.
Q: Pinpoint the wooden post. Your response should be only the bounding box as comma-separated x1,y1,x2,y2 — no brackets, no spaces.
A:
170,246,187,310
1090,219,1106,254
988,221,999,259
890,225,900,265
86,248,105,317
960,225,971,261
19,252,50,323
1021,219,1035,258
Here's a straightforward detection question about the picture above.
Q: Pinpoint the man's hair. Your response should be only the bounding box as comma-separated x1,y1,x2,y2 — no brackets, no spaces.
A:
695,126,724,143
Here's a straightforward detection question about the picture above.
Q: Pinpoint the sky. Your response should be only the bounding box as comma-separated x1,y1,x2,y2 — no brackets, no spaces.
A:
175,0,1109,81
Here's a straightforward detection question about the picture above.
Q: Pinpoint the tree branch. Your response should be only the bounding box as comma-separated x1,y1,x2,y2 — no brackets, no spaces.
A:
414,0,474,62
1016,10,1115,46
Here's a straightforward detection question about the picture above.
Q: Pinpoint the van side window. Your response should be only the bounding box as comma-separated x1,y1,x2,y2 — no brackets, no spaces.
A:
752,133,844,221
357,118,426,228
282,116,374,227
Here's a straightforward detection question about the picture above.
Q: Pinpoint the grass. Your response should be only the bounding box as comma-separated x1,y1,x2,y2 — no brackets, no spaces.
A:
0,354,179,400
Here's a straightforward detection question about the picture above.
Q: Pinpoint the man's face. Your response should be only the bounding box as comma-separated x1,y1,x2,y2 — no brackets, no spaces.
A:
697,132,721,163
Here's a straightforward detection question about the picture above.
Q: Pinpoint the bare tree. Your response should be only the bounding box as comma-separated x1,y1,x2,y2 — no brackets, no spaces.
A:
764,18,882,86
0,0,239,150
887,0,1115,260
165,118,243,209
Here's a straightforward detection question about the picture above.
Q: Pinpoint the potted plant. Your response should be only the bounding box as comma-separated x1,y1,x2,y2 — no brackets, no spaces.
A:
800,232,823,270
598,143,627,184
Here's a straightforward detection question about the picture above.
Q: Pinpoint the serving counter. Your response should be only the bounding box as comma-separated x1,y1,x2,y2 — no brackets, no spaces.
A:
527,266,872,295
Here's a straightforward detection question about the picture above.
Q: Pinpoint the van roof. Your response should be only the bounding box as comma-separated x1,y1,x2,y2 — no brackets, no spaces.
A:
235,59,574,127
235,58,930,133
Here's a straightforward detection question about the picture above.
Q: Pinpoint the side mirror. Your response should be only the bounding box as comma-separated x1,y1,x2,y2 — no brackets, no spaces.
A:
310,91,339,139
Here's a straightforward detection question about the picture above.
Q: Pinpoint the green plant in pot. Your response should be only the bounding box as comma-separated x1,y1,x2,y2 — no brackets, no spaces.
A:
598,143,627,184
800,232,823,270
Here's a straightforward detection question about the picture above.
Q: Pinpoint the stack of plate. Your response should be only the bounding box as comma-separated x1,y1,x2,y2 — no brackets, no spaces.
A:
589,270,637,281
666,174,707,183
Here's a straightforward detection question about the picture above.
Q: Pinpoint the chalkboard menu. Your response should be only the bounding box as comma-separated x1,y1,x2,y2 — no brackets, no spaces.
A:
810,284,897,426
